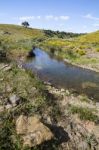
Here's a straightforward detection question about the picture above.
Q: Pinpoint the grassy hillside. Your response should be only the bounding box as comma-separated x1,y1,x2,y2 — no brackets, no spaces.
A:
40,30,99,71
79,30,99,43
0,24,45,59
0,24,99,71
0,24,83,59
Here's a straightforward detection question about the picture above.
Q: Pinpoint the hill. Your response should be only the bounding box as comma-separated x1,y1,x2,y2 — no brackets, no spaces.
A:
0,24,99,71
0,24,84,58
0,24,45,58
40,30,99,71
79,30,99,43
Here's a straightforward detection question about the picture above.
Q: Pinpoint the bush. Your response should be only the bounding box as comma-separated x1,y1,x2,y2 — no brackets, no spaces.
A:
96,47,99,52
76,49,86,56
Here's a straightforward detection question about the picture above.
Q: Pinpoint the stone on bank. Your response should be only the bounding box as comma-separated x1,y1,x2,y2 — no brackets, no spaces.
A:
16,115,54,147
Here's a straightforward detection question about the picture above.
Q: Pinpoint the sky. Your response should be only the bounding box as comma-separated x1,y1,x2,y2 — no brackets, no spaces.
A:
0,0,99,33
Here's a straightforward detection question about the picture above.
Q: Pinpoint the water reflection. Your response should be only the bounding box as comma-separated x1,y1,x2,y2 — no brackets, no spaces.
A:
24,48,99,101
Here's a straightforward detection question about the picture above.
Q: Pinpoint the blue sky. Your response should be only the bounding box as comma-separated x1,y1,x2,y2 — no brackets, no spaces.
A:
0,0,99,33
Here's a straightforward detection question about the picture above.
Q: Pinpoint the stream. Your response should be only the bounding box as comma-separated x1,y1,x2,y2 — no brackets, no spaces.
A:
23,48,99,101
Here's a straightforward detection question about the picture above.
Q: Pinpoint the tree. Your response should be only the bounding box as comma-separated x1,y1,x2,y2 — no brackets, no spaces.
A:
21,21,29,28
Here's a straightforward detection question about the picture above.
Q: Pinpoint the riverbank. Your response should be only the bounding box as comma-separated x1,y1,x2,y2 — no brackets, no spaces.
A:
43,81,99,149
0,60,99,149
0,24,99,149
0,24,99,72
64,58,99,73
39,31,99,72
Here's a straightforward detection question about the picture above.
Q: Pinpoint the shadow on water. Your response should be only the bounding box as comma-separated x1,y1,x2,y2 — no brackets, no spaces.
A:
24,48,99,101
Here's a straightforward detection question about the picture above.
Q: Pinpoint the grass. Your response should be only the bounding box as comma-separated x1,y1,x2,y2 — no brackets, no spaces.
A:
79,95,89,102
0,24,99,70
0,24,45,59
69,105,98,123
0,63,48,109
0,24,99,149
39,31,99,70
96,47,99,52
0,62,61,149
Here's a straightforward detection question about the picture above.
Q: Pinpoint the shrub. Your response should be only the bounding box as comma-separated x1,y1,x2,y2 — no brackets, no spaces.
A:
76,49,86,56
96,47,99,52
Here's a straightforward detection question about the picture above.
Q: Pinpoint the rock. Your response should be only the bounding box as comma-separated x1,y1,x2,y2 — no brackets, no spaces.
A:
27,50,35,57
0,64,12,71
43,114,52,124
3,66,12,71
78,141,89,150
60,88,65,92
6,85,12,93
16,115,53,147
9,94,20,107
66,90,70,95
0,106,4,112
5,104,12,109
64,58,71,63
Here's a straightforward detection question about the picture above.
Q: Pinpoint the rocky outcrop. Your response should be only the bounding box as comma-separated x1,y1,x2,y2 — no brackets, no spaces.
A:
9,94,20,107
16,115,53,147
5,94,21,109
27,50,35,57
0,64,12,71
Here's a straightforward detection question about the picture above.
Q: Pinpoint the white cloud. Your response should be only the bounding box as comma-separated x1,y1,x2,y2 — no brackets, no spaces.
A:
19,16,35,21
60,16,70,20
37,16,41,19
16,15,70,22
45,15,70,21
45,15,54,20
18,16,42,21
83,14,99,21
54,17,59,21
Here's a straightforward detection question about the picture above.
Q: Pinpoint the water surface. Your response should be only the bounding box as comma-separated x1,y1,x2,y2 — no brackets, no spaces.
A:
24,48,99,101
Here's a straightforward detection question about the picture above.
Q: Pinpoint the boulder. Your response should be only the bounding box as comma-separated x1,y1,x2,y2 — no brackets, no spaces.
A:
0,106,4,113
0,64,12,71
16,115,53,147
9,94,21,107
5,104,12,109
27,50,35,57
78,141,89,150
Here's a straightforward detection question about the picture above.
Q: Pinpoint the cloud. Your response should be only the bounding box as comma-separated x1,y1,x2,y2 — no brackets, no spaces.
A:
83,14,99,21
37,16,41,19
16,15,70,22
45,15,54,20
45,15,70,21
19,16,35,21
60,16,70,20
